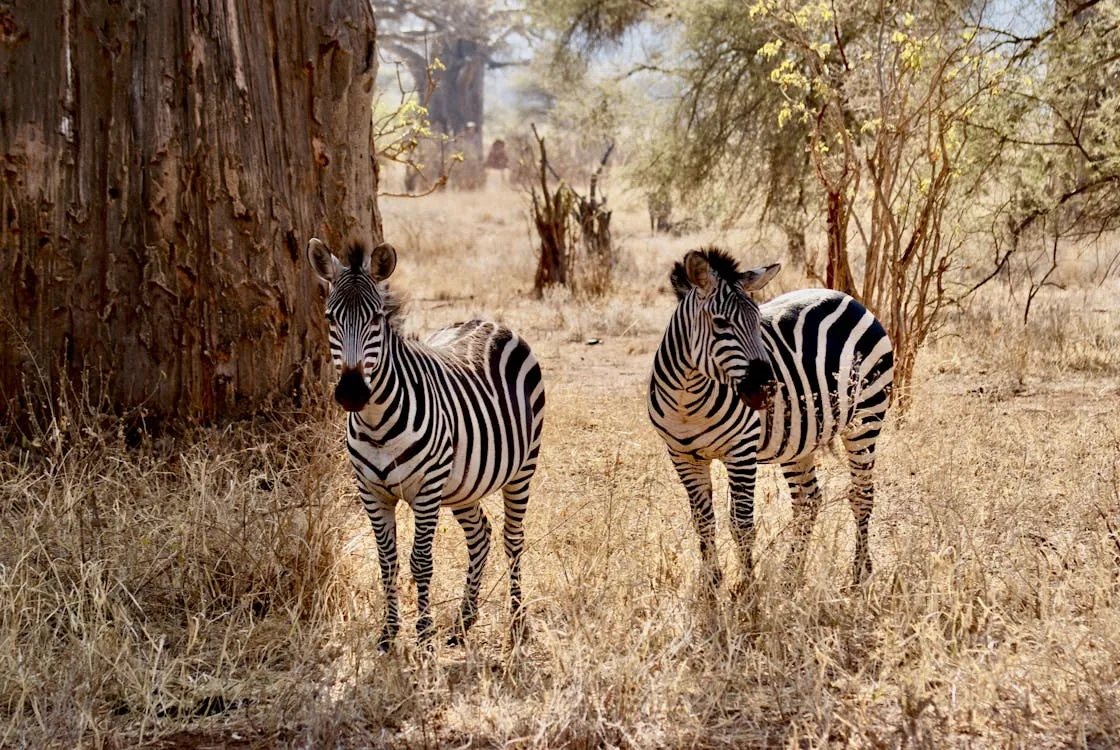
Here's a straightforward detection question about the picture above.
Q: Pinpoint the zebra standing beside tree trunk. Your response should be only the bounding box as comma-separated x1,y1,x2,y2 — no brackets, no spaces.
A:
307,238,546,650
648,248,893,590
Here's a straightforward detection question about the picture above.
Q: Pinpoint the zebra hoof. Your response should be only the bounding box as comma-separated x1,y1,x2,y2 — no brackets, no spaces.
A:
417,613,435,636
376,628,397,654
711,568,724,589
697,568,723,600
850,557,872,588
730,577,757,602
844,571,872,594
447,623,473,647
448,606,477,647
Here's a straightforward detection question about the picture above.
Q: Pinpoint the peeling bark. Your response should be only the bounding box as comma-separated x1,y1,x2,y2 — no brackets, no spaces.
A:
0,0,382,430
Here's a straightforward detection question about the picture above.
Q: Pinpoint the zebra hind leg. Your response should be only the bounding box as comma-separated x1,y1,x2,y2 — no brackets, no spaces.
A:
781,457,822,581
842,424,881,585
501,466,535,645
448,504,492,646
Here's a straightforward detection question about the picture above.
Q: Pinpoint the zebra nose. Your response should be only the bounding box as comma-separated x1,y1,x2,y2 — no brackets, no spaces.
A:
751,357,774,384
334,368,371,412
736,359,775,410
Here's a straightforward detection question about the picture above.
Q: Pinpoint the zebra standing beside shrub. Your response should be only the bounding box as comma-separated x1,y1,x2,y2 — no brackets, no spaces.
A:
648,248,893,588
307,238,546,649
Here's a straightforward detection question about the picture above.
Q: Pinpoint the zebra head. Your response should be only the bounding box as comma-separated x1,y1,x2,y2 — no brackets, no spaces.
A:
307,237,399,412
671,248,781,410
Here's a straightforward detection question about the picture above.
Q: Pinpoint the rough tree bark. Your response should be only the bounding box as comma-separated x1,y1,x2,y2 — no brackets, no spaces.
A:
825,189,857,298
0,0,382,431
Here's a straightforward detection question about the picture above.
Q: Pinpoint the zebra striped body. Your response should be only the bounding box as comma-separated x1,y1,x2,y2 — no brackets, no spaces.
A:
348,320,543,509
649,249,893,587
308,238,545,649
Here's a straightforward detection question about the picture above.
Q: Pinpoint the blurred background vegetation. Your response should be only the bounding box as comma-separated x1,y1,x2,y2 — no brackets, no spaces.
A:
375,0,1120,400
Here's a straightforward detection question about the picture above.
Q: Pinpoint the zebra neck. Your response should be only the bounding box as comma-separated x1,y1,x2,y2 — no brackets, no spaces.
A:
361,328,426,436
649,301,718,425
652,300,698,392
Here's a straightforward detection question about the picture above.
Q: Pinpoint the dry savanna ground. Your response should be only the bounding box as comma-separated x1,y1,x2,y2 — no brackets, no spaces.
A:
2,184,1120,748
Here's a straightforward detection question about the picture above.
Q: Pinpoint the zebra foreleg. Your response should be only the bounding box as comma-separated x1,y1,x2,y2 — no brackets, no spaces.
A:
670,453,721,593
781,457,822,580
363,494,400,653
448,504,492,646
724,450,759,596
409,486,444,647
502,467,533,644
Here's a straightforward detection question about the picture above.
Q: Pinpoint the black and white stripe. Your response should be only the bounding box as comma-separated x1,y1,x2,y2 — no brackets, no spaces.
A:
648,248,893,587
308,238,546,649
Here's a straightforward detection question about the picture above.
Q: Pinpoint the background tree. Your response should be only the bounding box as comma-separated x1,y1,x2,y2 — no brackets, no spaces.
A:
745,0,1018,396
0,0,381,433
377,0,525,189
527,0,820,271
969,0,1120,309
529,0,1112,400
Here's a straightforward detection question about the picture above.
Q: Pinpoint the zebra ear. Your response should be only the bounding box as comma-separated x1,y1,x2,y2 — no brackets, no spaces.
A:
683,250,716,294
741,263,781,292
307,238,340,284
369,242,397,281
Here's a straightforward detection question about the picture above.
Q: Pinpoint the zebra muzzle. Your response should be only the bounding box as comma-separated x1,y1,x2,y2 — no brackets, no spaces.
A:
335,368,372,412
736,377,773,411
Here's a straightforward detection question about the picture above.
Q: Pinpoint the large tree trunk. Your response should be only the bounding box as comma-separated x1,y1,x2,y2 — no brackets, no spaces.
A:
0,0,381,432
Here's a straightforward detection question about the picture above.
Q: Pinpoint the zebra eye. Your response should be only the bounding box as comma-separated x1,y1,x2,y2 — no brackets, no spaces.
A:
712,316,730,330
325,311,336,325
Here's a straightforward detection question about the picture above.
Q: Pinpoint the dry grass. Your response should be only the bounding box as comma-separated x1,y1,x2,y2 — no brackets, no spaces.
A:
3,186,1120,748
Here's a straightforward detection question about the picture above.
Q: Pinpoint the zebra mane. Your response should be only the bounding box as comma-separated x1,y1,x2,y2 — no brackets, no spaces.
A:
341,242,407,333
670,246,749,300
345,242,367,273
381,285,407,333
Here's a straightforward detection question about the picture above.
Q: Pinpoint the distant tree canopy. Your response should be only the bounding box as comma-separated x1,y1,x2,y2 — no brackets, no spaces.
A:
531,0,1120,244
1001,0,1120,237
376,0,526,189
378,0,524,81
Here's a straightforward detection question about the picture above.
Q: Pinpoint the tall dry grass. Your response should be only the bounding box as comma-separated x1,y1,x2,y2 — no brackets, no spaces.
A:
2,186,1119,747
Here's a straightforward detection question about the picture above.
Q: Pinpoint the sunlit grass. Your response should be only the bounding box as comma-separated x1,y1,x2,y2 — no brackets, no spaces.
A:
2,187,1119,746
